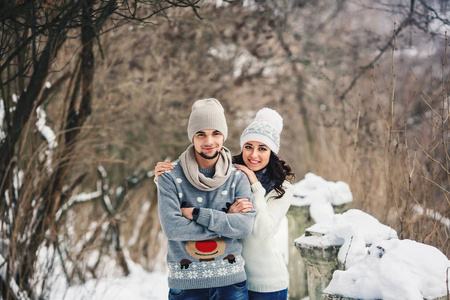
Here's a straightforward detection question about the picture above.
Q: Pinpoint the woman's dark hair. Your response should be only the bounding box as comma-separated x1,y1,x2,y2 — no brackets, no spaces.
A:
232,151,295,199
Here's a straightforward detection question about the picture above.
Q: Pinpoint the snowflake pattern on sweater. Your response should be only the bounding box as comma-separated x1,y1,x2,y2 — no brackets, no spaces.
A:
168,256,245,281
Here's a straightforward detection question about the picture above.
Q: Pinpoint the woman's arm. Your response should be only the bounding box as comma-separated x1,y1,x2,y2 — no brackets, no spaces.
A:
227,164,255,213
251,181,293,241
230,164,293,241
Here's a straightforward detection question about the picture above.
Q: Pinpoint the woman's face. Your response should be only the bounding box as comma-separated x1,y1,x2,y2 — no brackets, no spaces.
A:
242,141,271,171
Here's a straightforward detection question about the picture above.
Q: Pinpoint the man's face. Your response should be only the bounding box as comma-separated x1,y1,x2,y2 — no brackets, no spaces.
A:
193,129,224,160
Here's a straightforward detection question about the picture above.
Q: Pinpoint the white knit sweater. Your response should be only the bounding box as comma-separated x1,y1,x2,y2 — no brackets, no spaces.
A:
241,180,294,293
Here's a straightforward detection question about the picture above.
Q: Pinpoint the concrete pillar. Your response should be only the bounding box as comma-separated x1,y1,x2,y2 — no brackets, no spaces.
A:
286,205,313,300
295,233,341,300
287,203,350,300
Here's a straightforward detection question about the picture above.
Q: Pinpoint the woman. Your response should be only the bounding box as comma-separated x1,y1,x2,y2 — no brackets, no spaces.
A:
155,108,295,300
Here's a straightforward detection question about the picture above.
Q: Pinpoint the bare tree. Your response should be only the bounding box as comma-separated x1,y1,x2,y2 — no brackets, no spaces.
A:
0,1,200,298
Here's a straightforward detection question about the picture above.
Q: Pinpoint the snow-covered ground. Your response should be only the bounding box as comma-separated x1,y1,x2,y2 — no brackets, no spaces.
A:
49,260,169,300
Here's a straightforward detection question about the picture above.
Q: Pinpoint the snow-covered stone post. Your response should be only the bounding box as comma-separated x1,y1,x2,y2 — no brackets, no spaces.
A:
287,173,353,299
294,209,398,300
295,230,341,300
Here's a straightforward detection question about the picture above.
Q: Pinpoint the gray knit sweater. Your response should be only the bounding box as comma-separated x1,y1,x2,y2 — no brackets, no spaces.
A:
157,164,255,289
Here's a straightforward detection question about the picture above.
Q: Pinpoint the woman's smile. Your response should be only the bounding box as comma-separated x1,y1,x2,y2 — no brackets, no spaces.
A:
248,159,260,165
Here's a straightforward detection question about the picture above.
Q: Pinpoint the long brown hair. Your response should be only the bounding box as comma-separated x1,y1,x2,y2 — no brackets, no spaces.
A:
232,152,295,199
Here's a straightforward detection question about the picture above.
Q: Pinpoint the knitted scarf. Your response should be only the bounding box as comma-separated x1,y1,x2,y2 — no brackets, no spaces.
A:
255,167,275,195
179,144,233,191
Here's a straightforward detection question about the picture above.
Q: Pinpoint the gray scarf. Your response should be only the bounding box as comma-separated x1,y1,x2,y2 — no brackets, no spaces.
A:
179,144,233,191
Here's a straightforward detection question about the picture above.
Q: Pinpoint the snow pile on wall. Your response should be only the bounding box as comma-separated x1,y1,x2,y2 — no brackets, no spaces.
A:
294,205,449,299
296,209,398,267
291,173,353,223
324,239,450,300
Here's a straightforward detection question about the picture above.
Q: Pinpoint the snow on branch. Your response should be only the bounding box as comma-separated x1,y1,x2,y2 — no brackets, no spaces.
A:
0,99,5,142
36,106,58,174
13,166,23,200
55,188,102,221
0,254,30,300
55,158,177,221
412,204,450,228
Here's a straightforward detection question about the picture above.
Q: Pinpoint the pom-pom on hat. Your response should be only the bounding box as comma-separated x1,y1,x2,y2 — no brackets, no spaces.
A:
240,108,283,154
188,98,228,142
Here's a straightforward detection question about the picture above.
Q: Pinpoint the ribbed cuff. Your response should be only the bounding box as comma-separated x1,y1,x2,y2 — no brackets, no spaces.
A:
251,181,264,193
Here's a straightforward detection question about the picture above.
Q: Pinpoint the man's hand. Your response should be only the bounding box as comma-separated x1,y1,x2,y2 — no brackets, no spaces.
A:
181,207,195,220
228,198,253,214
155,160,174,180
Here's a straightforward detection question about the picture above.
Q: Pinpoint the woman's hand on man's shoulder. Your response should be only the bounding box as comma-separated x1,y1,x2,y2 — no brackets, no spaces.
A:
234,164,258,184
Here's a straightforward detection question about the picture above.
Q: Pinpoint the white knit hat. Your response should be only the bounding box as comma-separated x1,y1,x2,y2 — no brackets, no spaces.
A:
240,108,283,154
188,98,228,142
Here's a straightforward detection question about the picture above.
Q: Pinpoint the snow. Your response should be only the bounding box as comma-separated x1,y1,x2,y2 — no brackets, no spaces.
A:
0,99,5,141
291,173,353,223
296,209,398,268
0,254,29,300
292,173,353,207
44,172,448,299
412,204,450,228
324,239,450,300
208,44,276,79
48,260,169,300
36,106,58,173
39,241,169,300
294,204,448,299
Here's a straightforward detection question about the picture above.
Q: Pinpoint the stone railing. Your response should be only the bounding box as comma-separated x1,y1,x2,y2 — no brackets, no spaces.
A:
287,173,353,300
286,202,350,299
293,210,449,300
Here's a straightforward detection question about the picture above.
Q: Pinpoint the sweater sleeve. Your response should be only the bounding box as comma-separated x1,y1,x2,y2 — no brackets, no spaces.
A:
195,174,256,239
157,173,218,241
250,180,294,241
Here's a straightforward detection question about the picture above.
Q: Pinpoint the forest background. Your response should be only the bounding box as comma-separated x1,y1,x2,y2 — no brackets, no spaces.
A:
1,0,449,298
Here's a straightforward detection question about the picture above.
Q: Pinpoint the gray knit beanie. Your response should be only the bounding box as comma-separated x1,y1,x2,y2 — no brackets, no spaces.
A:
187,98,228,142
240,108,283,154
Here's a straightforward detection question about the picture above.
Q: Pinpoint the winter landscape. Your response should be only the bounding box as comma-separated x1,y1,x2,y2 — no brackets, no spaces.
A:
1,0,450,299
44,173,448,299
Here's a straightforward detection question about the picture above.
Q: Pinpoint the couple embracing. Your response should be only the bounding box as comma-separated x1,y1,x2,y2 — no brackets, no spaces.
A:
156,98,295,300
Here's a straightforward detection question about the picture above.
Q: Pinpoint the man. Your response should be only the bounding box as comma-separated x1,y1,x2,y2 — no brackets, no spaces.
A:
157,98,256,300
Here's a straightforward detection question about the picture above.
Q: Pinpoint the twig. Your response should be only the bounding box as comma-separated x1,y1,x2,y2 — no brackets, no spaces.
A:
343,236,353,271
446,266,449,300
421,175,450,194
339,17,411,101
420,93,441,118
414,137,450,176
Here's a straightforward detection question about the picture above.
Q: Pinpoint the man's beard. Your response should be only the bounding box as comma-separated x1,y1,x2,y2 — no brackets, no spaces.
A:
198,150,220,160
